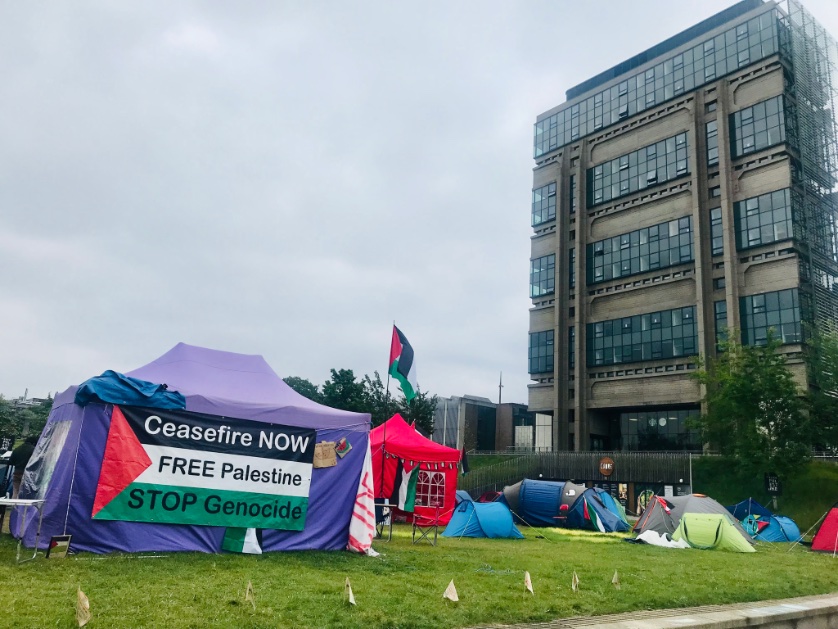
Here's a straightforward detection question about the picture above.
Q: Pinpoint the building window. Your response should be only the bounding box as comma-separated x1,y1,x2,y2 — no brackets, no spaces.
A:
530,254,555,297
533,11,779,158
710,207,724,256
730,95,786,157
532,182,556,226
706,120,719,166
529,330,554,374
706,101,718,113
620,408,701,451
415,470,445,508
587,133,689,207
569,248,576,289
709,186,721,198
586,306,697,366
569,175,577,214
714,300,728,352
586,217,693,284
713,277,726,290
568,326,575,370
740,288,801,346
734,188,793,250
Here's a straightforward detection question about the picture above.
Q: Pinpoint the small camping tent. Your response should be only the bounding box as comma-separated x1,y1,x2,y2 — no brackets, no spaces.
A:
748,515,802,543
728,497,773,521
499,479,586,526
811,503,838,553
12,343,372,554
565,487,630,533
672,513,756,552
370,414,461,525
634,494,752,545
442,500,524,539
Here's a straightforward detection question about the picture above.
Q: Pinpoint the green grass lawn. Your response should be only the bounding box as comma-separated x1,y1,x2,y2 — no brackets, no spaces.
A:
5,524,838,629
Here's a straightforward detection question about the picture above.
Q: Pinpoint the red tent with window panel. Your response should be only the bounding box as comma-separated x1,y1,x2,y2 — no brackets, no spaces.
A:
370,414,462,525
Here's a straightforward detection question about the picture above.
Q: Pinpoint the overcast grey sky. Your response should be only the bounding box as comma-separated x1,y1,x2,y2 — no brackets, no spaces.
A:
2,1,837,405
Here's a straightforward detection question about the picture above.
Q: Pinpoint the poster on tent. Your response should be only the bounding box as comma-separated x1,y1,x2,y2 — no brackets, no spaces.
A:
91,405,316,531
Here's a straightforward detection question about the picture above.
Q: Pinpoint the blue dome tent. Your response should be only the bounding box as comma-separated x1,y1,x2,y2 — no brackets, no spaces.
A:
565,487,630,533
441,500,524,539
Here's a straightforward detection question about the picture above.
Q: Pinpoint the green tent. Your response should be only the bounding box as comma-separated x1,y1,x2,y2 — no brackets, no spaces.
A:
672,513,755,553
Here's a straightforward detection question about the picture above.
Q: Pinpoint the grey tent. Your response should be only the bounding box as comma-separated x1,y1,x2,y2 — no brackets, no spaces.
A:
634,494,752,544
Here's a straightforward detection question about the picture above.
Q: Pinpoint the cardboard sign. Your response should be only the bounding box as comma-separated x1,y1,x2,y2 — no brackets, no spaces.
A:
313,442,337,468
91,406,316,531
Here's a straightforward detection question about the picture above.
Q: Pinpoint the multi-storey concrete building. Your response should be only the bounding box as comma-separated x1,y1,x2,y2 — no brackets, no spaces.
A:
528,0,838,452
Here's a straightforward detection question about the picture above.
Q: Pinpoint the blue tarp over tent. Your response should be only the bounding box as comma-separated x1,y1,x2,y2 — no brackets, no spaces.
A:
565,487,630,533
442,500,524,539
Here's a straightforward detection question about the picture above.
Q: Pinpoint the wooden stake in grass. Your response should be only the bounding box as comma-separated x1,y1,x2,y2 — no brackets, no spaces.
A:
571,571,580,592
612,570,621,590
76,588,91,627
345,577,356,606
524,571,534,595
245,580,256,610
443,580,459,602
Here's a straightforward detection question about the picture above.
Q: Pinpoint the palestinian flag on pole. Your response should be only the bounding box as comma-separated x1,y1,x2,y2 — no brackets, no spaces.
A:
389,326,417,402
583,498,606,532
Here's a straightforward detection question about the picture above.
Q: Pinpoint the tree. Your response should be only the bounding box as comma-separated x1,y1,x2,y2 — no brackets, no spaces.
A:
361,371,399,426
282,377,322,403
321,369,368,414
397,389,438,436
0,396,15,437
694,332,810,480
805,329,838,449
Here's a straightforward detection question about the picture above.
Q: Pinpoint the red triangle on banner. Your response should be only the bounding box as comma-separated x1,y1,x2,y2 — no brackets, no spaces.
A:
92,405,152,517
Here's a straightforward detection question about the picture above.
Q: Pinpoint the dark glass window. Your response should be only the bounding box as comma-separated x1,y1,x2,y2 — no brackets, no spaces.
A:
530,254,555,297
587,217,693,284
706,120,719,166
533,11,779,157
730,95,786,157
569,248,576,289
568,326,575,370
620,408,701,451
529,330,554,374
587,133,689,207
734,188,793,249
740,288,801,345
569,175,577,214
586,305,697,366
715,300,728,352
711,208,724,256
532,182,556,226
714,277,726,290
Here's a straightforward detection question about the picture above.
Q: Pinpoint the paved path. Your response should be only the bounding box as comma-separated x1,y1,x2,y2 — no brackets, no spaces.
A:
480,593,838,628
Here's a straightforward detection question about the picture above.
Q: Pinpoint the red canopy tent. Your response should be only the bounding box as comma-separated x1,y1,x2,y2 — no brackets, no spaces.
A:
370,414,461,525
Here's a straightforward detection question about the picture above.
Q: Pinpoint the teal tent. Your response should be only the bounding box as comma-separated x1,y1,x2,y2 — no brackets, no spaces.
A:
442,500,524,539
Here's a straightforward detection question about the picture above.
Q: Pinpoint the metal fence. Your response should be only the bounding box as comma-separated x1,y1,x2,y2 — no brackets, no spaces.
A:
461,451,695,497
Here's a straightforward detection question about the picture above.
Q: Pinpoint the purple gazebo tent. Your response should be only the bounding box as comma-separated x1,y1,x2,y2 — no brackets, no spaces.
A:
12,343,371,554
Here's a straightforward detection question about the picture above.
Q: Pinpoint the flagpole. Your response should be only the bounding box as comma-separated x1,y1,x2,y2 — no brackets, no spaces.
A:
381,320,395,501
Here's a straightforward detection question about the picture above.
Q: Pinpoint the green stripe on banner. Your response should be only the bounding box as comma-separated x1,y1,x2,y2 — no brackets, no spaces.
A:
389,359,416,401
93,483,309,530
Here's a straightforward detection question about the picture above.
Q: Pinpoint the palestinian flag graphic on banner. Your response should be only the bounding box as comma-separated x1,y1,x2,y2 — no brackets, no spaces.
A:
92,406,316,530
583,498,606,532
222,527,263,554
389,326,418,402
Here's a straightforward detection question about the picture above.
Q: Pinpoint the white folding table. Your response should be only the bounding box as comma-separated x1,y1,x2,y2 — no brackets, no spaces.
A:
0,498,46,563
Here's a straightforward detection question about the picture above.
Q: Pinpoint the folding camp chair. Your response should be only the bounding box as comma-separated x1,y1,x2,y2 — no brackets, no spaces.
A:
412,507,440,545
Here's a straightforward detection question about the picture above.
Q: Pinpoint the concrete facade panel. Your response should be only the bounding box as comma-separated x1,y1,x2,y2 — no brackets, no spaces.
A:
530,306,555,331
731,67,784,109
742,258,800,294
531,233,557,259
590,191,692,240
589,374,700,408
590,278,696,320
590,109,691,164
528,384,554,412
734,159,791,200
